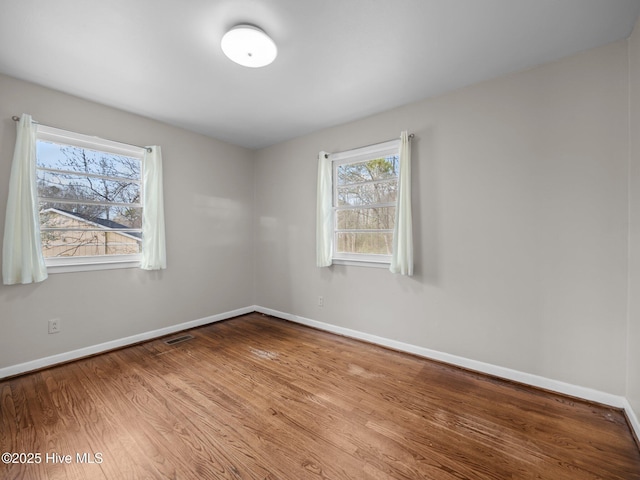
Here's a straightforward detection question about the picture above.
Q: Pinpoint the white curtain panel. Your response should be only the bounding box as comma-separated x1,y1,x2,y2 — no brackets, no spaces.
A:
140,146,167,270
390,131,414,276
2,114,48,285
316,151,333,267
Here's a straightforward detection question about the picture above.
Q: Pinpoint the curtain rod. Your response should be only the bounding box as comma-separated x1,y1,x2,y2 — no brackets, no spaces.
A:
11,115,152,153
324,133,414,159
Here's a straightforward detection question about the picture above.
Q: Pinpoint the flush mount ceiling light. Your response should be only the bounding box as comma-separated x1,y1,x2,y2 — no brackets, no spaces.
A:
221,24,277,68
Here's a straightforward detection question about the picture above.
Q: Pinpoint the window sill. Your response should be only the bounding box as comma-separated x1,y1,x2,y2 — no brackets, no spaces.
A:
46,255,141,274
332,258,390,269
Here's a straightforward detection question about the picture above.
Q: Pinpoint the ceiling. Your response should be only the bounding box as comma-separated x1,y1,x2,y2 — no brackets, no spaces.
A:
0,0,639,149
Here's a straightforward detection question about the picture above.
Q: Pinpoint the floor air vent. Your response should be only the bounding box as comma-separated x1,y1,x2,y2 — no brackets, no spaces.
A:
164,334,194,346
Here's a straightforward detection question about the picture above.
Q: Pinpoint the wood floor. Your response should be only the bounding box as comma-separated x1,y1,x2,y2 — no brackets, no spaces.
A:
1,313,639,479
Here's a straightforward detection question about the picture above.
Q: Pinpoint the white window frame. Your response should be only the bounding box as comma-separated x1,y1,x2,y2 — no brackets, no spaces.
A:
330,139,400,267
36,125,146,274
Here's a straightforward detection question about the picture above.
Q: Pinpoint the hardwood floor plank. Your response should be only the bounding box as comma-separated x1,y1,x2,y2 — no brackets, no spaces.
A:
69,360,176,479
184,340,377,478
80,352,249,479
66,361,153,480
0,384,18,453
0,312,638,479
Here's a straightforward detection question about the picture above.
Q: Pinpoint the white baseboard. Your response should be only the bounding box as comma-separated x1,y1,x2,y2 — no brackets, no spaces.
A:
0,306,254,379
256,306,640,442
254,306,640,432
623,398,640,445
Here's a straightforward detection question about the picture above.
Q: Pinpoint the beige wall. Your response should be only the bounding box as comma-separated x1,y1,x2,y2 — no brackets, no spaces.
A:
254,40,630,395
628,20,640,419
0,74,255,368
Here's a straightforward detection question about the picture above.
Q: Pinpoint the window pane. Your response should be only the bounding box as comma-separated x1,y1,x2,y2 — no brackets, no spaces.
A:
40,230,141,258
34,129,145,267
337,181,397,206
336,232,393,255
40,204,142,230
37,170,140,205
36,142,140,181
337,155,399,185
336,207,395,230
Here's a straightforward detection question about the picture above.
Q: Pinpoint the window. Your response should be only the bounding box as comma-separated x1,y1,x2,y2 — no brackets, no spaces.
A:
331,139,400,265
317,132,411,274
36,125,145,272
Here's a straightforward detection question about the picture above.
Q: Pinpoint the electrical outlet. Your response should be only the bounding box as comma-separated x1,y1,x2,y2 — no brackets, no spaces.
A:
48,318,61,334
318,296,324,307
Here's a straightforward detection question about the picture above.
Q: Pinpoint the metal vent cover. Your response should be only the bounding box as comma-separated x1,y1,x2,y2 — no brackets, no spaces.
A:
164,334,194,346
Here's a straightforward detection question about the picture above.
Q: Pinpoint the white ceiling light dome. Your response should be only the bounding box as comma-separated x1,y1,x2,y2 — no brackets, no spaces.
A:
221,24,277,68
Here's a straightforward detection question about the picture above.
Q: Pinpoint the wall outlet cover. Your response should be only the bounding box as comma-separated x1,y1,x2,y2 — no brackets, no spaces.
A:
48,318,61,334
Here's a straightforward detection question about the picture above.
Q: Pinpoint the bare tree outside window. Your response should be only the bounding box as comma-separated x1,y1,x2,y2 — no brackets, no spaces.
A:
335,155,399,255
36,142,142,257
